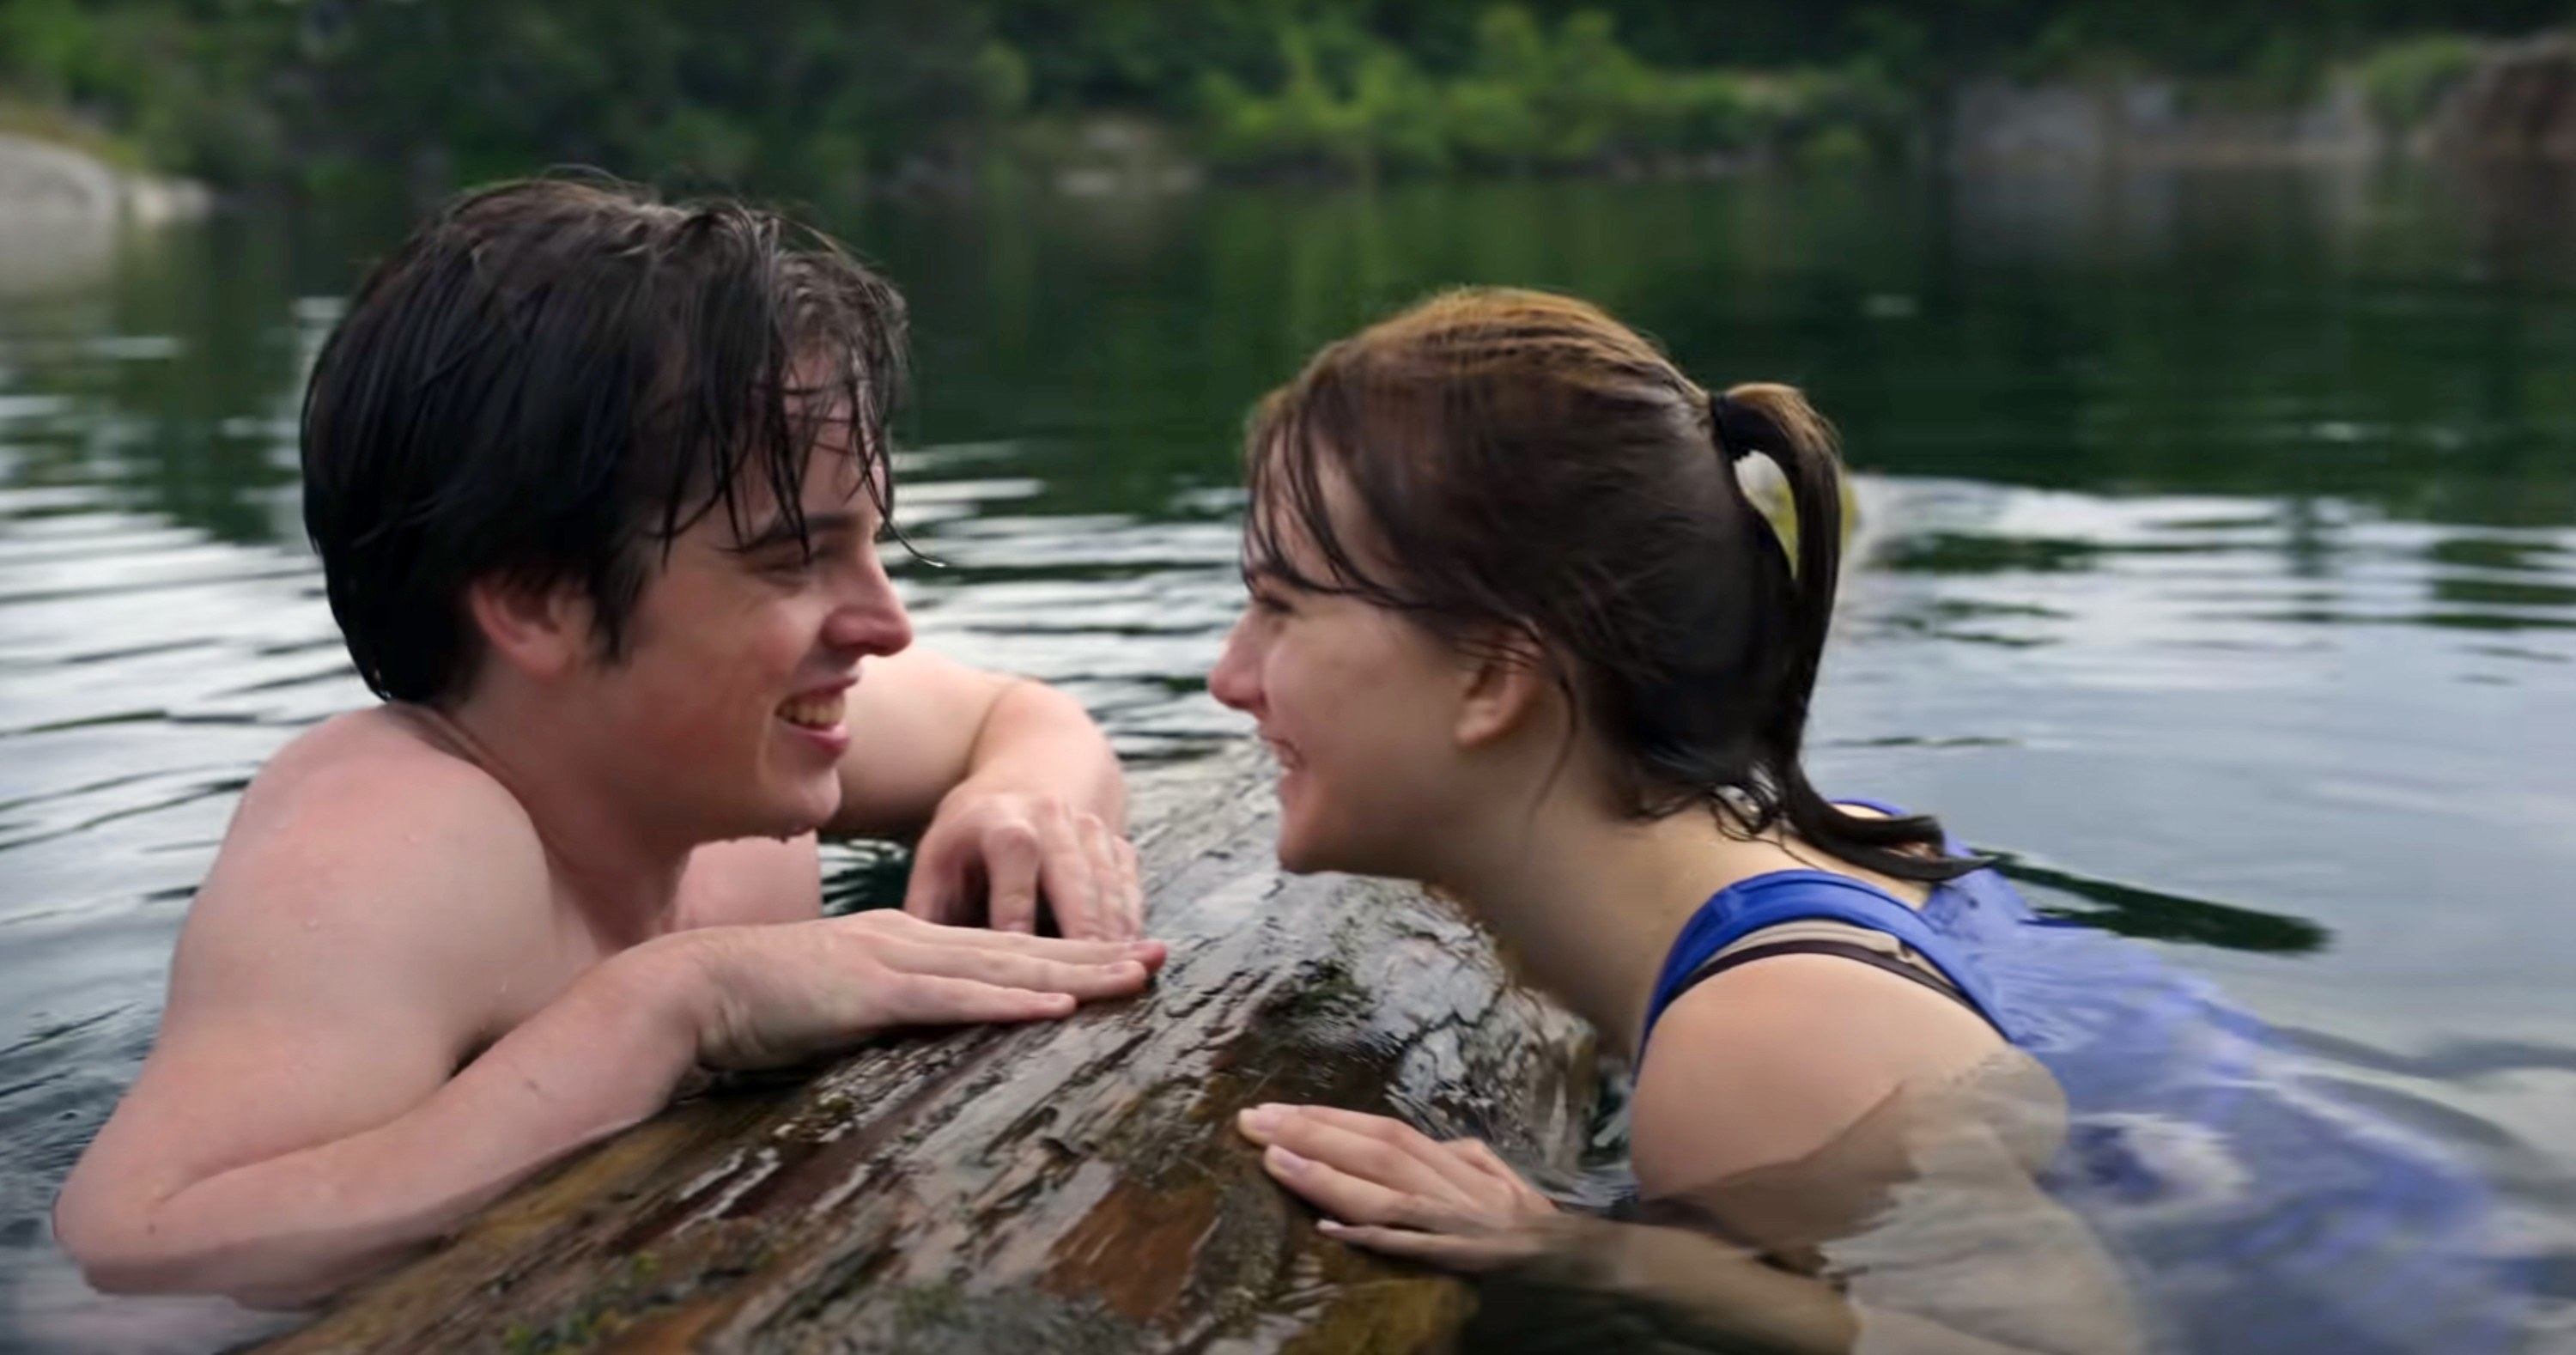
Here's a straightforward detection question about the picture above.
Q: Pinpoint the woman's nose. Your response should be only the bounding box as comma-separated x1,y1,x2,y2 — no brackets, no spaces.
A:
1207,617,1261,714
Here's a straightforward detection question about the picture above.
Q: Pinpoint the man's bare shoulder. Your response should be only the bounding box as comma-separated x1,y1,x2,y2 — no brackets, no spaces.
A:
62,710,576,1240
179,708,561,1020
234,706,519,818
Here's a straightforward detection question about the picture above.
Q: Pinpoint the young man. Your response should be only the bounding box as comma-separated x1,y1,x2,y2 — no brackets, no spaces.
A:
52,180,1164,1307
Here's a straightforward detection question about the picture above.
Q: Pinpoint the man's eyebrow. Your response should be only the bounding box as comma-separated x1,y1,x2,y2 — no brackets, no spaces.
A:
734,509,869,552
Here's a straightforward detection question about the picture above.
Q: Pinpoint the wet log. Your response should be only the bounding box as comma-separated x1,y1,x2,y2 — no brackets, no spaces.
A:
246,746,1601,1354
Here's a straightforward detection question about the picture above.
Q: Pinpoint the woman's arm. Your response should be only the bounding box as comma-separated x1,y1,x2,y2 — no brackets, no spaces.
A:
1234,1079,2141,1355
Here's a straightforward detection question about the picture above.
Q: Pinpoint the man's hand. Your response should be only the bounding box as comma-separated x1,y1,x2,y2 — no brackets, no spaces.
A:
824,651,1139,939
1235,1103,1559,1270
900,781,1144,939
677,909,1163,1069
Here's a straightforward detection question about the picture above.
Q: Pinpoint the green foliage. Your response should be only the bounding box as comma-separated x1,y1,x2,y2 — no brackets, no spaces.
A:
0,0,1018,196
1195,6,1907,178
2351,34,2486,130
1198,16,1449,178
0,0,2563,194
0,0,289,181
0,94,146,171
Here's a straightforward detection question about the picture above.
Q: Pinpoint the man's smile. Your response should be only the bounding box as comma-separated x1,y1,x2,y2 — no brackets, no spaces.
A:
777,690,848,730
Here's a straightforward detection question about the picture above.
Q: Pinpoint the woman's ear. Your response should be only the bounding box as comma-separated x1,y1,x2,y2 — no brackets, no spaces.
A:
1454,628,1555,750
464,573,592,684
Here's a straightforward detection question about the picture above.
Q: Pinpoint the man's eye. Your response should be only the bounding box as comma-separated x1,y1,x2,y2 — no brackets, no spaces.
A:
760,548,820,574
1251,591,1294,617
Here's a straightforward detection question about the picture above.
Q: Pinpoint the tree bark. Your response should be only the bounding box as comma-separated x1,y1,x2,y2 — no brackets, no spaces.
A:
245,746,1601,1354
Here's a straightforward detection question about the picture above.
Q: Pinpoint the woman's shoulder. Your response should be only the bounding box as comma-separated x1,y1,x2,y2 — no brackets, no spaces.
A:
1628,948,2013,1200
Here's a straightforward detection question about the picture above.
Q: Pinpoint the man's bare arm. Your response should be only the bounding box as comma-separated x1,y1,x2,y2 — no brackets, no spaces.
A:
829,648,1141,939
56,940,705,1306
52,754,628,1303
828,647,1122,836
53,752,1160,1307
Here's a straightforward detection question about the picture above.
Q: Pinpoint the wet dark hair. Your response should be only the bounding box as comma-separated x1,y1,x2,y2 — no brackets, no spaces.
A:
301,176,907,704
1244,287,1976,884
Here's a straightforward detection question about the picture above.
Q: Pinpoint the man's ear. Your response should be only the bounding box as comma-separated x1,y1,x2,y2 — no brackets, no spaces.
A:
464,574,591,683
1454,628,1555,751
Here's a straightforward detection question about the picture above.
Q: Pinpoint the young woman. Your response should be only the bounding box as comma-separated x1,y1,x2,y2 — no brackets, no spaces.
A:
1212,289,2518,1354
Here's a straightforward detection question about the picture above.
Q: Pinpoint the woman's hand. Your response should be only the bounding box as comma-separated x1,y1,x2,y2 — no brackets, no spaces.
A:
1236,1103,1559,1269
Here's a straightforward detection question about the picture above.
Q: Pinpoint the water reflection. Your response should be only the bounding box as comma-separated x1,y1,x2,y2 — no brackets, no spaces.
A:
1992,857,2330,955
0,219,117,303
3,161,2573,1349
1468,1053,2149,1355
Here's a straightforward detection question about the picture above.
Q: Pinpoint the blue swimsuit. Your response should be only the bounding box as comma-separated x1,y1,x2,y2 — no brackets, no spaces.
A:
1642,807,2524,1355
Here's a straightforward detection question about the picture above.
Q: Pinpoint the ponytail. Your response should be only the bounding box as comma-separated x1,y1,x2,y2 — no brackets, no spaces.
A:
1245,287,1980,884
1711,384,1981,884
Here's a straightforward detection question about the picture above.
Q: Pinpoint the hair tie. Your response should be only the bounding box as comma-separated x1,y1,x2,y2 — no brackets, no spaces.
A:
1704,388,1751,464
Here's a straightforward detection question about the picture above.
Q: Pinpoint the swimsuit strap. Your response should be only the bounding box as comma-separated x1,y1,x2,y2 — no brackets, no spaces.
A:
1643,870,2009,1050
1658,935,1999,1034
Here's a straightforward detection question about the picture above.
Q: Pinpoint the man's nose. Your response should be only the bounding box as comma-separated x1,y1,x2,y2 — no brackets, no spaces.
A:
824,559,914,657
1207,619,1261,714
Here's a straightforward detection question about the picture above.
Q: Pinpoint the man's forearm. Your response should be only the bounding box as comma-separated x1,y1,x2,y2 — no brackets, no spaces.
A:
63,942,708,1307
963,679,1127,829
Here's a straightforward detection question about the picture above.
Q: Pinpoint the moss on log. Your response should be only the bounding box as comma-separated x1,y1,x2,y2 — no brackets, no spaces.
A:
246,747,1601,1354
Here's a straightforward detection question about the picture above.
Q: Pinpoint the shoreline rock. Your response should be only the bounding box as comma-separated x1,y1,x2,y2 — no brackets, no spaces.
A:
0,132,210,227
2432,33,2576,161
1948,78,2383,172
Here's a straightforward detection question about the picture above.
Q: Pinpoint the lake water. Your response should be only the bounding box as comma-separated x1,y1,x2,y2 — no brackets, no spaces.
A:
3,165,2573,1351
